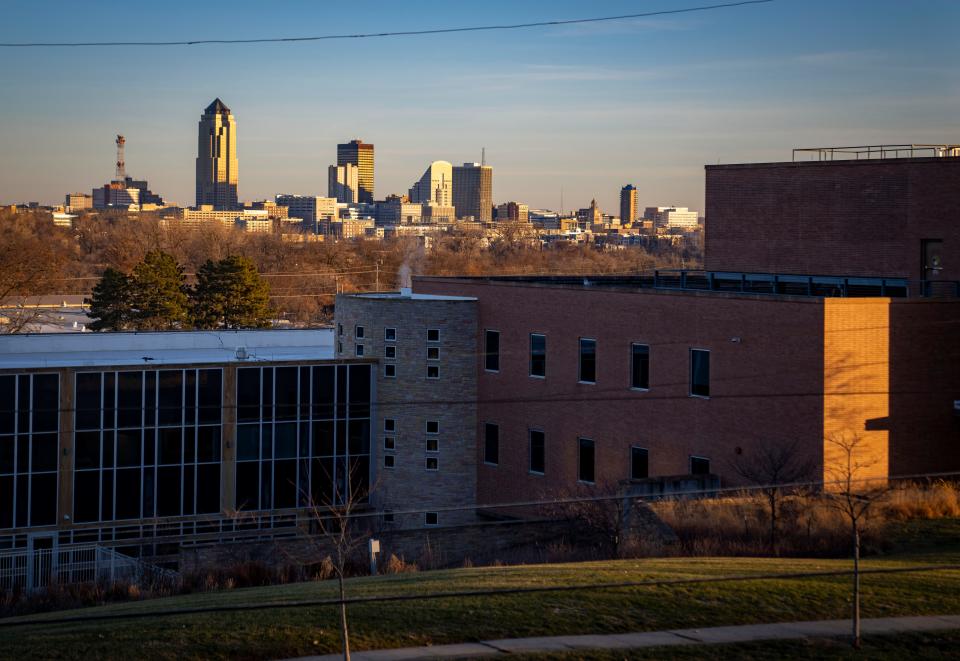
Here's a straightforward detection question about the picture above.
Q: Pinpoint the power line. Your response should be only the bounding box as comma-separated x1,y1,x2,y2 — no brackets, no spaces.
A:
0,1,775,48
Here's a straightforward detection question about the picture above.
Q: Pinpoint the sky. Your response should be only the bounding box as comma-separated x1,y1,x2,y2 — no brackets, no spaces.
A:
1,0,958,213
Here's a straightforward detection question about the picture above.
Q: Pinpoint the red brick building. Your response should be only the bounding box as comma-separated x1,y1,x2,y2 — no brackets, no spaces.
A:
413,148,960,507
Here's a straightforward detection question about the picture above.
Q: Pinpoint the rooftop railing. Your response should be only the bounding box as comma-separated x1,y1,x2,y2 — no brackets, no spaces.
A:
792,144,960,162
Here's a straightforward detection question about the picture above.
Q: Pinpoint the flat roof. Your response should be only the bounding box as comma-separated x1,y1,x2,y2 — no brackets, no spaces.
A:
705,155,960,171
345,290,476,302
0,329,335,370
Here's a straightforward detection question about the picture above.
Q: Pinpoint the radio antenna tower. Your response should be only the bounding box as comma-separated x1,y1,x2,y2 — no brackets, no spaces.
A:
115,135,126,181
481,146,486,166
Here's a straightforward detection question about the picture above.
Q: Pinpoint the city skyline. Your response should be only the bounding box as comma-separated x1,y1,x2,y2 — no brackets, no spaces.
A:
1,0,957,212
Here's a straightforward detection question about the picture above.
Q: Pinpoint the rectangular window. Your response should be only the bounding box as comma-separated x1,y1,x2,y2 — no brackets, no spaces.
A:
337,342,342,354
631,344,650,390
690,349,710,397
425,511,438,526
425,457,439,471
355,344,365,357
384,364,396,378
690,456,711,475
631,447,649,480
385,346,396,359
355,325,365,339
384,418,396,433
529,429,545,474
579,338,597,384
384,436,395,450
426,365,439,379
385,327,396,341
383,510,395,523
427,328,440,343
529,333,546,378
484,423,499,465
427,347,440,361
578,438,595,483
426,420,439,435
337,323,343,336
426,438,439,453
383,454,395,469
484,330,500,372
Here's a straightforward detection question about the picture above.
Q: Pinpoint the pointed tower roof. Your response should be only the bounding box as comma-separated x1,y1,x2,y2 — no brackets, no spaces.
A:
204,98,231,115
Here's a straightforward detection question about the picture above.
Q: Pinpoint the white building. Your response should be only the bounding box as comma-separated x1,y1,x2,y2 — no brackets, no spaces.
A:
275,195,337,232
328,164,359,204
409,160,452,207
644,206,700,229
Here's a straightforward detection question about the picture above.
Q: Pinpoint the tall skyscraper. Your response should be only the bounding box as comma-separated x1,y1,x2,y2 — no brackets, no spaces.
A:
409,161,453,206
337,139,374,203
328,163,359,203
452,162,493,222
620,184,638,223
195,98,238,209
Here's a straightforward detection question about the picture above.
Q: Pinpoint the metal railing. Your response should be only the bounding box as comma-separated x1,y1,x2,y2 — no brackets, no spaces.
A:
0,544,179,592
793,144,960,162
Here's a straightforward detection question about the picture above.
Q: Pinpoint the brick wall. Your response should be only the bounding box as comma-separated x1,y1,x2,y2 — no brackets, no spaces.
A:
334,295,478,529
704,157,960,281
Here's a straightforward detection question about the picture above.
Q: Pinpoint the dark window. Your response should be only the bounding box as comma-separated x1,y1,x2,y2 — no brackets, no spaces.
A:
631,344,650,390
384,436,395,450
425,511,438,526
384,418,396,433
426,438,439,452
425,457,438,471
484,330,500,372
427,347,440,360
117,371,143,429
579,339,597,384
530,334,546,377
529,430,545,474
0,376,14,434
427,328,440,342
384,364,396,378
275,367,298,421
578,438,595,483
426,365,439,379
426,420,439,435
355,325,364,339
484,423,499,465
32,374,59,433
385,346,396,359
75,372,102,430
385,328,396,341
690,456,711,475
337,323,343,336
355,344,364,357
631,447,649,480
690,349,710,397
384,454,395,468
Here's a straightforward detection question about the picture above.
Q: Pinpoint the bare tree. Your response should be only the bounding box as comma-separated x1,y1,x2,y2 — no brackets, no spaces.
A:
542,483,633,558
730,438,817,556
302,466,376,661
0,211,66,333
823,432,890,650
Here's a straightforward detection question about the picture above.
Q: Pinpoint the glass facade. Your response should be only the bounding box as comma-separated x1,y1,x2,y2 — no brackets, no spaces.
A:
235,364,371,511
73,369,223,523
0,374,59,529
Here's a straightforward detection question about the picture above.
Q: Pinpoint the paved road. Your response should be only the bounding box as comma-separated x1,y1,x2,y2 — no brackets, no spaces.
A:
289,614,960,660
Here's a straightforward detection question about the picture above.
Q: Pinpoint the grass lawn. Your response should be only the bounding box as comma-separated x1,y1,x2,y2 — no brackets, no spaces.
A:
0,519,959,660
510,629,960,660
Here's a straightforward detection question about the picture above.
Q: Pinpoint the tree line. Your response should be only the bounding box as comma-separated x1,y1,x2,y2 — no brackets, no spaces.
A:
87,251,272,331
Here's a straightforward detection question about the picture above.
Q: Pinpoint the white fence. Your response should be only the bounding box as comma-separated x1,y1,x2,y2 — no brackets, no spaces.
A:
0,544,179,592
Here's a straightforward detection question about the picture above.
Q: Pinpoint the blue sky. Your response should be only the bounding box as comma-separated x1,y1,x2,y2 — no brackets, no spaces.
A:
1,0,958,212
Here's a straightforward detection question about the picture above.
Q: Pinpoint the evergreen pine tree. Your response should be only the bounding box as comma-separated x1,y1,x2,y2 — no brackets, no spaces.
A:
129,250,189,330
85,267,132,331
191,254,272,329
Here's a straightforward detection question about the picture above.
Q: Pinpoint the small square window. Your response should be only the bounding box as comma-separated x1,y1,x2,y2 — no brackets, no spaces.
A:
355,344,365,357
690,456,711,475
384,436,395,450
385,346,396,359
384,364,396,378
426,420,439,434
427,365,439,379
427,328,440,343
425,456,439,471
385,327,397,341
384,454,395,468
355,325,365,339
425,511,439,526
384,418,396,433
426,438,439,453
384,510,395,523
427,347,440,361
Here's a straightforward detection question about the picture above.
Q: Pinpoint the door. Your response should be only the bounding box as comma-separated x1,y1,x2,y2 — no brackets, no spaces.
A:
27,534,56,590
922,239,943,281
